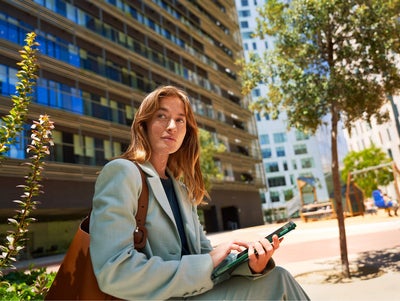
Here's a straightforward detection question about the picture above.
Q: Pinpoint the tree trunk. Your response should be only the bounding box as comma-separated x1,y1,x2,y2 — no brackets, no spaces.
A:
331,105,350,278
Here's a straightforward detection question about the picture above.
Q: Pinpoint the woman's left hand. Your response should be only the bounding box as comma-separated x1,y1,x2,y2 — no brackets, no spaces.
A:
247,234,282,274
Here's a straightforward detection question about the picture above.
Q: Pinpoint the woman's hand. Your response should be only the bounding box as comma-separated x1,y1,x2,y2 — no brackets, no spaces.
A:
247,234,282,274
209,240,249,268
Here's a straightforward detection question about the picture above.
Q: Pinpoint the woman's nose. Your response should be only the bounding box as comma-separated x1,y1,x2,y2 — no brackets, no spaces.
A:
166,119,177,130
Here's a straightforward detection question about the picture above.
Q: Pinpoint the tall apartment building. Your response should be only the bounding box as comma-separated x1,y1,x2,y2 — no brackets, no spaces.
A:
0,0,266,255
344,96,400,198
235,0,330,222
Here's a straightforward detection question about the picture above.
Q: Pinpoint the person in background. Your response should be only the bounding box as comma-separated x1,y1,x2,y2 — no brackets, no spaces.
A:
363,198,377,215
383,193,399,216
89,85,310,300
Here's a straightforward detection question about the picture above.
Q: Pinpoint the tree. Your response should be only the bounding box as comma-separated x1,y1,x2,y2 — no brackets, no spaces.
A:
199,129,226,192
341,145,393,197
237,0,400,278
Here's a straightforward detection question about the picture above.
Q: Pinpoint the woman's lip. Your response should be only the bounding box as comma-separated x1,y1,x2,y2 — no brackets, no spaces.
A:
162,136,176,141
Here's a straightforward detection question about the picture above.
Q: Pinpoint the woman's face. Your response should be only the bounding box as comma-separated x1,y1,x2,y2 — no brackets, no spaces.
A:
147,96,187,158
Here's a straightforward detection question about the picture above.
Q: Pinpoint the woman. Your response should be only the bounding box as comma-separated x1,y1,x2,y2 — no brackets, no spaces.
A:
90,85,309,300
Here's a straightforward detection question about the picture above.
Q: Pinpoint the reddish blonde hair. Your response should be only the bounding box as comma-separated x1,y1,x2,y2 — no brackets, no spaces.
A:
120,86,208,205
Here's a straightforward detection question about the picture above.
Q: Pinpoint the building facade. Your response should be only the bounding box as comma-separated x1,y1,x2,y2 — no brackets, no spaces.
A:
235,0,330,222
343,95,400,198
0,0,266,256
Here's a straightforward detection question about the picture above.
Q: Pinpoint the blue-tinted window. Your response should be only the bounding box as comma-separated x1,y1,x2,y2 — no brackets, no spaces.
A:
276,146,285,157
239,10,251,17
241,31,253,39
261,148,272,158
5,126,28,160
252,88,261,97
259,134,269,145
240,21,249,28
273,132,287,143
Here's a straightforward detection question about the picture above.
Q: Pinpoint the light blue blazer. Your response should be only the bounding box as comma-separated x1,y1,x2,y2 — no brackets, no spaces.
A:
89,159,215,299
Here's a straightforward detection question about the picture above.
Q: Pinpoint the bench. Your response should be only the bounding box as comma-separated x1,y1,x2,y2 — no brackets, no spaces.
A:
300,201,334,222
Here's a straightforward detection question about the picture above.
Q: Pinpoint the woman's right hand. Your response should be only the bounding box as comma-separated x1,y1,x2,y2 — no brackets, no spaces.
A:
209,240,250,268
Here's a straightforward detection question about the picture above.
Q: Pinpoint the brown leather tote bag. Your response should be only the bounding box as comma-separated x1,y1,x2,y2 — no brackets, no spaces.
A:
45,163,148,300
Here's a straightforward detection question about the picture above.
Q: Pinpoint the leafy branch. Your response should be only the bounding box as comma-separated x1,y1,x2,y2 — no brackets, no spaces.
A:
0,115,54,274
0,32,39,162
0,31,55,282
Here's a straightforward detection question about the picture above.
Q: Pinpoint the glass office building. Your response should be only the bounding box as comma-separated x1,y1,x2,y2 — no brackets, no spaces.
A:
0,0,266,255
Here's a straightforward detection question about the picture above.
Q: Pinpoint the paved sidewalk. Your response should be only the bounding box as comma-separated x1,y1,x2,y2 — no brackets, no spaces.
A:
10,211,400,300
207,211,400,301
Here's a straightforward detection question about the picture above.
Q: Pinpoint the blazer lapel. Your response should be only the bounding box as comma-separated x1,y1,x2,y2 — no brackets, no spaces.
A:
138,162,200,253
138,163,176,225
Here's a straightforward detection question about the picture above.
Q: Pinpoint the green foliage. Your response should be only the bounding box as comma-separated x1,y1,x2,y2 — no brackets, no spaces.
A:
237,0,400,278
341,145,393,197
0,268,56,300
0,32,39,161
199,129,226,191
238,0,400,132
0,32,55,300
0,115,55,273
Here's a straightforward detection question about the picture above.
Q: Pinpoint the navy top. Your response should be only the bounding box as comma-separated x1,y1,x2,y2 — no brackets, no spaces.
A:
161,177,190,256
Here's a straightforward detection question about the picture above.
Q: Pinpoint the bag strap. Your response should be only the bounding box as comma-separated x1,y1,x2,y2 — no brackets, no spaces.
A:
133,162,149,250
86,162,149,250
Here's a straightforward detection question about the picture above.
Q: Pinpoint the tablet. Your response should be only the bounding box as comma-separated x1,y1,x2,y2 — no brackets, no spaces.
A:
211,221,297,280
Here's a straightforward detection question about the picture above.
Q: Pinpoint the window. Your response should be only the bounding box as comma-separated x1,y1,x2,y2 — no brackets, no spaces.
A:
259,134,269,145
284,189,294,201
273,132,287,143
261,148,272,158
301,158,314,169
240,21,249,28
241,0,249,6
276,146,285,157
290,175,294,185
241,31,253,39
294,144,307,155
239,10,251,17
295,130,310,141
387,128,392,141
270,191,280,202
268,176,286,187
252,88,261,97
252,42,257,50
5,127,26,159
265,162,279,172
388,148,393,159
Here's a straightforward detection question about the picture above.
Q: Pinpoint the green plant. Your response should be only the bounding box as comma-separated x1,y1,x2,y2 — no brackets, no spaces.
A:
0,32,39,162
199,129,226,192
341,145,393,197
0,268,56,300
0,32,55,299
0,115,55,273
